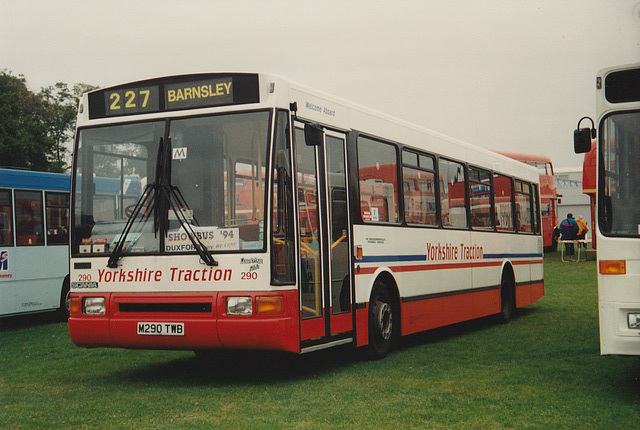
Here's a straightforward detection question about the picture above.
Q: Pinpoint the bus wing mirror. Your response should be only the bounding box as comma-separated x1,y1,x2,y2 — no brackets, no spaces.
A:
304,123,323,146
574,117,595,154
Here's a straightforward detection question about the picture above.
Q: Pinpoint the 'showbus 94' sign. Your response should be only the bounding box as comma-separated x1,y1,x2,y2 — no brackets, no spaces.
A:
88,74,260,119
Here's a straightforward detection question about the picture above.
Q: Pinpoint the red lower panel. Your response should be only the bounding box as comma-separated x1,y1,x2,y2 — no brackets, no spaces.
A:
354,279,546,349
401,288,501,336
330,310,352,335
356,306,369,347
516,281,545,308
301,316,325,341
68,290,300,353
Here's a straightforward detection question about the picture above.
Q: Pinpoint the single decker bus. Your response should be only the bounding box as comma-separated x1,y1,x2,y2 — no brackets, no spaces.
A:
69,73,544,359
575,62,640,355
493,151,559,252
0,168,70,318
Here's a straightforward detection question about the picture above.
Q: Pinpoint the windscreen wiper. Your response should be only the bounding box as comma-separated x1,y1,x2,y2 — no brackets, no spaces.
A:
161,182,218,267
107,184,156,268
107,136,166,268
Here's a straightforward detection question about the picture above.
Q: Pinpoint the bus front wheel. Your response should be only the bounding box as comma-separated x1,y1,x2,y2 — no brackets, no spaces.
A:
367,282,394,360
58,276,70,321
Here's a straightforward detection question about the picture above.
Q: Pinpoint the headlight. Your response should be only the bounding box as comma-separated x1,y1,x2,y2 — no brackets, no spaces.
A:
83,297,106,315
628,313,640,329
226,297,252,315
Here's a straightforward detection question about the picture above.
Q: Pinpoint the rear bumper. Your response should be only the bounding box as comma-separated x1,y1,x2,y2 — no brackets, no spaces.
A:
68,290,300,353
599,300,640,355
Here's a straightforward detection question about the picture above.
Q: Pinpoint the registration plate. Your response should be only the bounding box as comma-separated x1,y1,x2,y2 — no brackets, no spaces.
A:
137,322,184,336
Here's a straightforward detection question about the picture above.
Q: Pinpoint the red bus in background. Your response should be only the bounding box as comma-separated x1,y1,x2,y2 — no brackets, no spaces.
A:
582,144,597,249
493,151,559,252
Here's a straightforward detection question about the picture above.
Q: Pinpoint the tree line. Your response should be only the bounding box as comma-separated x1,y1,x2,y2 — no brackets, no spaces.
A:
0,70,97,173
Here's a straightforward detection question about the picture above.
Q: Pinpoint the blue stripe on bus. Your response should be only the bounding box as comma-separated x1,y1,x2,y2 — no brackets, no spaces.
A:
483,253,542,259
359,255,426,263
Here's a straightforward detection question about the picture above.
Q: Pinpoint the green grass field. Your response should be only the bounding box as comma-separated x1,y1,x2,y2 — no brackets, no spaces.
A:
2,252,639,429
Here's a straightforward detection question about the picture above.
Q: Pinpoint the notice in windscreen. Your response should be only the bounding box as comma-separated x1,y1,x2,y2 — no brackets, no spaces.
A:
165,227,239,252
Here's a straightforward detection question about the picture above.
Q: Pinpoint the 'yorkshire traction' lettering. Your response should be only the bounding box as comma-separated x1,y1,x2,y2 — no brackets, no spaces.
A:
96,267,232,283
426,242,484,261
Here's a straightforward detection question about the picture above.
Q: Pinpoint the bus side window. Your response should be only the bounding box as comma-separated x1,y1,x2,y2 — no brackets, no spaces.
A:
0,189,13,246
402,149,437,226
439,158,467,228
357,136,399,223
493,174,514,232
468,167,493,230
532,183,541,234
271,111,295,285
46,192,70,245
515,180,533,233
15,190,44,246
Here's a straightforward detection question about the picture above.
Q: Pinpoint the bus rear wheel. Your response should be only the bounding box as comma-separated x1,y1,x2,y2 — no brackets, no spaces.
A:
367,282,394,360
497,270,515,324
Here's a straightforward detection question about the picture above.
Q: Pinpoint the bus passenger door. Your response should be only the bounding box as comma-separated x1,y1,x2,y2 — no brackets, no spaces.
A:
294,124,353,346
325,131,352,336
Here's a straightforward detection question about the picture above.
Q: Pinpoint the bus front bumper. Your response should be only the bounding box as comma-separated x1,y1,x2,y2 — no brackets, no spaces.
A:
68,291,300,353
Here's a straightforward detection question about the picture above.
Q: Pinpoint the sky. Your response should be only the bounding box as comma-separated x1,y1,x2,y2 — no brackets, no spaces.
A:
2,0,639,168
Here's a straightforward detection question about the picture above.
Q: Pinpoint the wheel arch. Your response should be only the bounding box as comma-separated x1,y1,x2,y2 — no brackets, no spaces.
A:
58,274,71,320
369,270,401,334
500,261,515,287
497,260,516,323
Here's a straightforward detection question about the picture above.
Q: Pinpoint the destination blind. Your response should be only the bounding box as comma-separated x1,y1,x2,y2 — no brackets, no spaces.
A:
165,78,232,110
605,68,640,104
88,74,260,119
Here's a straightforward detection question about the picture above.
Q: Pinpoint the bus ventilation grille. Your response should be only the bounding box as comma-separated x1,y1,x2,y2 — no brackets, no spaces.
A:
118,303,212,313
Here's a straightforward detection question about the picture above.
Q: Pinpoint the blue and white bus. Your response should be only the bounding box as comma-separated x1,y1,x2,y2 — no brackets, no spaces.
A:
0,168,70,318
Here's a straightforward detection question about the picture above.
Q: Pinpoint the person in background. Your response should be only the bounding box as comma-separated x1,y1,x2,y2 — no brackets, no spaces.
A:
17,207,43,244
559,213,579,255
576,215,588,248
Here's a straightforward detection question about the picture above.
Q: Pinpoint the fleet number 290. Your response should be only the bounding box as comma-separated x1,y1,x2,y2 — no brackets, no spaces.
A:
241,272,258,280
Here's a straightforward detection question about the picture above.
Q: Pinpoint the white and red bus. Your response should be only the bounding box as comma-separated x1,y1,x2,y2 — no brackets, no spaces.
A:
69,73,544,359
493,151,559,252
575,62,640,355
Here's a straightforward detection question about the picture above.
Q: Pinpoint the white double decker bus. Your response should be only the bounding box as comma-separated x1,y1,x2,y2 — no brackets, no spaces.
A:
69,73,543,359
575,62,640,355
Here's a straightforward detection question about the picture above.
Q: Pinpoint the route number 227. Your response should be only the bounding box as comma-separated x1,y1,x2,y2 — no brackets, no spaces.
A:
109,90,150,111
